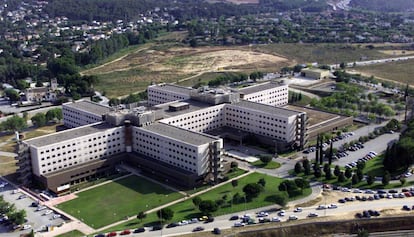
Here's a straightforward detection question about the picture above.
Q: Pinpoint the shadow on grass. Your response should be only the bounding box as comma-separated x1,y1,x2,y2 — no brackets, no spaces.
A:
178,208,195,213
125,221,139,227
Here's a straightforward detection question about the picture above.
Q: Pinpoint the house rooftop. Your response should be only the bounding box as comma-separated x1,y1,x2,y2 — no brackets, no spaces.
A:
25,122,113,147
143,123,218,146
63,100,111,116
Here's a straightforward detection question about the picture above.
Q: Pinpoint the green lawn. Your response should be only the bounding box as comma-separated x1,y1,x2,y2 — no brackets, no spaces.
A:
363,156,385,177
100,172,311,233
251,160,281,169
55,230,84,237
56,176,183,228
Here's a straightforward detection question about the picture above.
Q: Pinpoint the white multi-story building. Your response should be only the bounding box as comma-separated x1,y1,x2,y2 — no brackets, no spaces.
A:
25,123,125,177
133,123,222,176
147,83,192,106
16,81,306,195
62,100,111,128
237,81,288,106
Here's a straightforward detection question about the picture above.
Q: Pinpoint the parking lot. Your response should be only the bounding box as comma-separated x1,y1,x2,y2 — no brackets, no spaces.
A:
0,182,65,237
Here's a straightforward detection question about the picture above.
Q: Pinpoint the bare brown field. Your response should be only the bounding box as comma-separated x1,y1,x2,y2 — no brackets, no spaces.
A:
91,46,289,97
379,50,414,56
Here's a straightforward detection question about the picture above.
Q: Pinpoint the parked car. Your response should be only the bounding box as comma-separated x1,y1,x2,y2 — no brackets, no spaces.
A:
230,215,239,220
133,228,145,233
120,230,131,235
288,215,298,220
106,232,117,237
213,228,221,235
193,226,205,232
293,207,302,212
234,222,245,227
308,212,318,217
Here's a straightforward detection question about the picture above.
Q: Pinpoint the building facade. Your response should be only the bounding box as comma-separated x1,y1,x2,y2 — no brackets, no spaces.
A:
62,100,111,128
147,83,192,106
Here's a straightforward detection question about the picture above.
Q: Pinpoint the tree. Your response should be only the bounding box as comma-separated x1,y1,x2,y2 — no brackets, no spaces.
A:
230,161,238,169
400,177,406,186
345,168,352,179
325,168,332,180
366,175,375,185
1,115,27,132
258,178,266,187
231,179,238,188
356,169,364,181
294,178,309,189
198,200,218,215
136,211,146,222
294,162,303,174
4,89,20,102
157,208,174,222
352,174,360,185
260,155,272,164
323,163,330,174
31,113,47,127
303,159,311,175
267,194,287,206
357,161,365,171
243,183,263,199
357,228,369,237
334,165,341,177
338,172,346,183
314,165,322,178
9,209,26,225
192,196,202,207
382,171,390,186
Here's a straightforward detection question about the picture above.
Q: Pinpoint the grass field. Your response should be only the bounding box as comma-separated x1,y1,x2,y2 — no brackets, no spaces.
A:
55,175,183,228
102,172,311,233
251,160,281,169
55,230,85,237
354,59,414,85
254,43,391,65
363,156,385,177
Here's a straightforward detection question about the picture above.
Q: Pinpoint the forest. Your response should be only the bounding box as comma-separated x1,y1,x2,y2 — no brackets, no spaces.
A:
42,0,328,22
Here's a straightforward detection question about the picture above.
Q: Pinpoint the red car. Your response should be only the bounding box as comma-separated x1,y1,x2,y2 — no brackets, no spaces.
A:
120,230,131,235
106,232,117,237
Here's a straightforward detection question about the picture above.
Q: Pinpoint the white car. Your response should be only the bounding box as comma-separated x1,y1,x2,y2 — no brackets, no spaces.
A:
234,222,245,227
317,205,327,210
36,206,47,211
293,207,302,213
328,204,338,209
288,215,298,220
52,214,61,219
42,210,53,216
23,224,32,230
271,216,281,222
353,189,362,193
278,210,286,216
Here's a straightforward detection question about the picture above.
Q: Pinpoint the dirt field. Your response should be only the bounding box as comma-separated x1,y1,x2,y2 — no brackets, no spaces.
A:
89,46,289,97
379,50,414,56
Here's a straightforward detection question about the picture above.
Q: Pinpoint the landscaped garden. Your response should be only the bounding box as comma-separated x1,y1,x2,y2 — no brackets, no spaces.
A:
101,172,311,233
55,175,184,228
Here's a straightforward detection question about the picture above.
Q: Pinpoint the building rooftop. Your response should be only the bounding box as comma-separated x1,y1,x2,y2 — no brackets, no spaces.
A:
235,100,302,117
238,82,286,95
150,84,193,95
25,122,113,147
155,99,213,118
143,123,218,146
63,100,111,116
301,68,329,73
